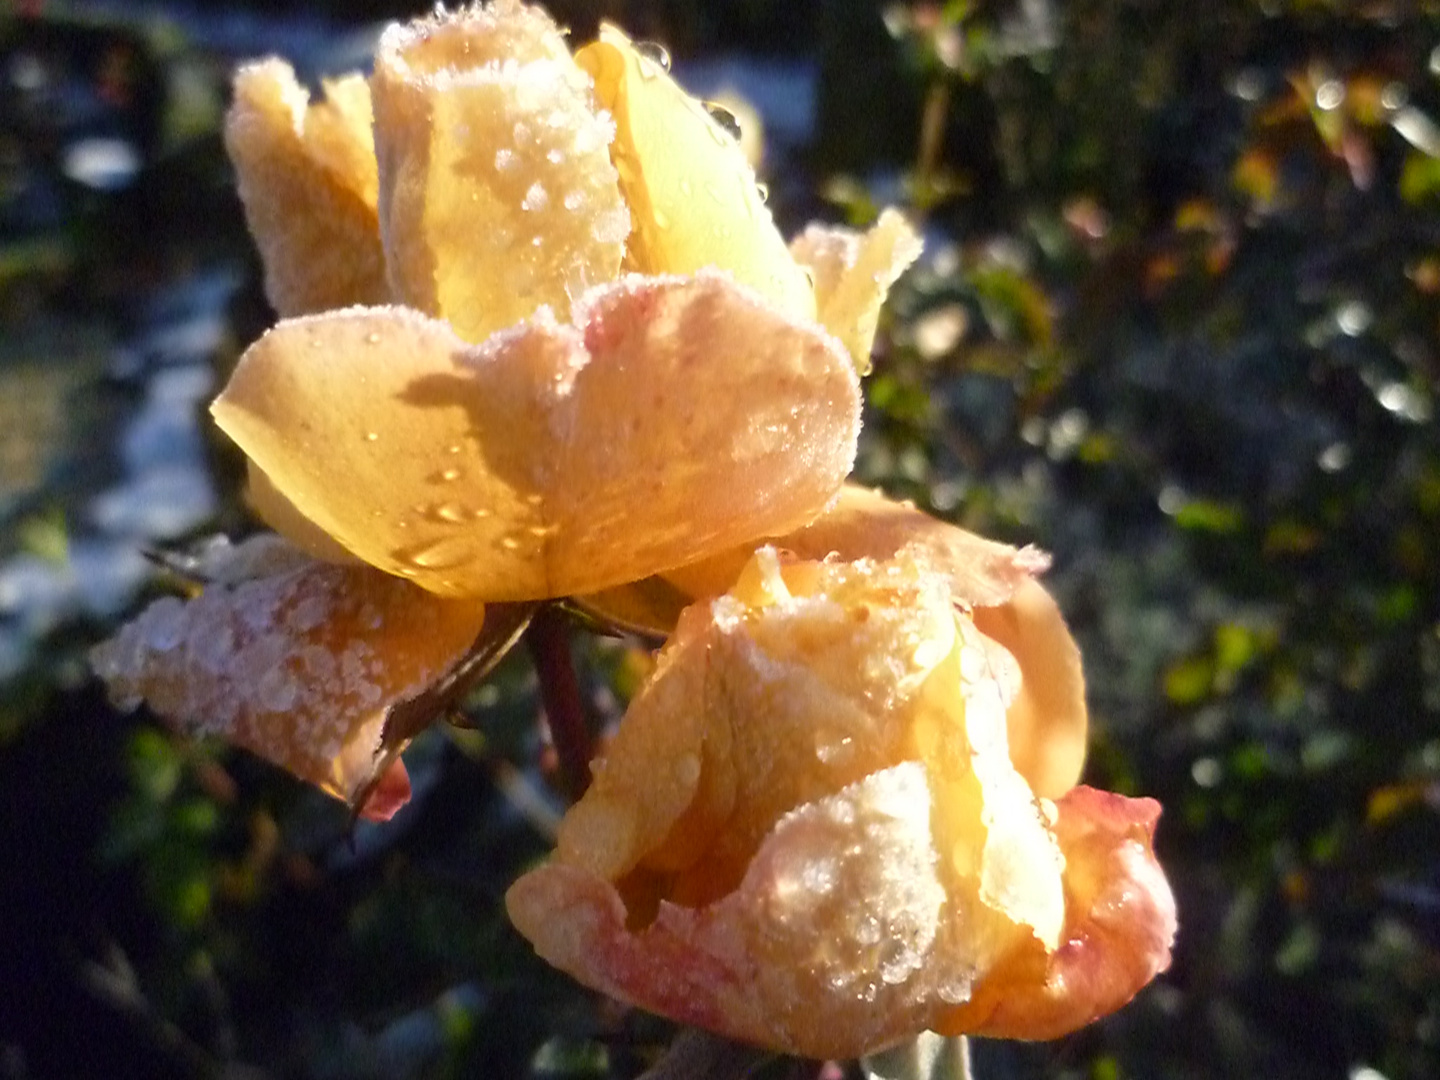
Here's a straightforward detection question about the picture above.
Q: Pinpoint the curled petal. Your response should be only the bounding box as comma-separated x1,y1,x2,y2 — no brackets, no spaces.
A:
211,273,860,600
972,578,1087,799
790,209,924,374
509,764,958,1061
371,2,628,342
665,484,1051,608
936,787,1177,1040
576,25,815,320
662,487,1087,798
90,544,487,806
225,60,388,316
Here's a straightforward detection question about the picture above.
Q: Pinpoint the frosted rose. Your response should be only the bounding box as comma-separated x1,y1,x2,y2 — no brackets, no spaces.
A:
507,550,1176,1059
92,1,922,809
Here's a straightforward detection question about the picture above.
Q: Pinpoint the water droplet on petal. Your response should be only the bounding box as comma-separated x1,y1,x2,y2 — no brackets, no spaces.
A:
364,431,379,442
399,536,474,570
704,102,742,141
522,182,549,212
365,332,381,344
635,41,672,72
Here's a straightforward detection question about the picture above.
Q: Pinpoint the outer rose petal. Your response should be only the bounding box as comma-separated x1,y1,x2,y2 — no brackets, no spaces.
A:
576,25,815,321
790,209,924,374
371,2,628,343
936,787,1177,1040
664,484,1051,608
245,463,362,566
225,60,389,316
90,546,487,806
211,274,860,600
508,764,960,1061
972,578,1087,799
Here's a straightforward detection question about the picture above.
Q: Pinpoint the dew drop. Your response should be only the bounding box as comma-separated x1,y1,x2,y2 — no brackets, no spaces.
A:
546,147,564,165
635,41,672,73
364,431,379,442
446,443,463,455
705,103,742,141
522,181,549,212
500,536,521,551
652,206,671,229
365,332,381,344
430,467,462,483
524,493,544,507
402,537,474,570
435,503,471,523
813,728,855,766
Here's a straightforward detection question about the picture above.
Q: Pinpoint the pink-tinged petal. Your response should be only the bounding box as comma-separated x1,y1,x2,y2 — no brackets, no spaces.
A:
91,544,487,807
509,764,958,1061
357,759,412,822
935,786,1177,1041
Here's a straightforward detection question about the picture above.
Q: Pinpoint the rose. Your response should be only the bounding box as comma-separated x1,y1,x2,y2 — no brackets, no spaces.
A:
508,548,1176,1059
94,0,917,808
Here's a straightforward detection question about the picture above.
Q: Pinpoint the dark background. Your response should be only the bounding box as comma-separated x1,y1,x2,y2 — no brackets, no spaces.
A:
2,1,1439,1077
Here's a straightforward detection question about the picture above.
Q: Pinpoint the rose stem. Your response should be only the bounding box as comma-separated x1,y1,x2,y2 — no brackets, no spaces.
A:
526,605,593,801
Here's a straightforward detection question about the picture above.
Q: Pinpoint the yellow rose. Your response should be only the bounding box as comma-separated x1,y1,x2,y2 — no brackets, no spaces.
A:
93,0,920,809
507,550,1176,1059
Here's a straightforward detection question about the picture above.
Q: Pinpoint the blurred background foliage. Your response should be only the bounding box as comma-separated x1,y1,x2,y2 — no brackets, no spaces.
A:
2,1,1440,1078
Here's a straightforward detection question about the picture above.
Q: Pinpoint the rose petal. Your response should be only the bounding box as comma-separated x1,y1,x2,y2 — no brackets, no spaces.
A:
225,60,388,316
663,488,1087,798
245,463,362,565
357,759,412,822
509,764,956,1060
556,552,958,893
90,543,487,805
790,209,924,374
371,3,627,343
972,578,1087,799
935,787,1177,1040
663,485,1053,610
212,273,859,600
576,25,815,320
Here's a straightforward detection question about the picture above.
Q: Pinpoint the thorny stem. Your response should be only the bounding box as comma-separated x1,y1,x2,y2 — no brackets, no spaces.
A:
526,605,593,802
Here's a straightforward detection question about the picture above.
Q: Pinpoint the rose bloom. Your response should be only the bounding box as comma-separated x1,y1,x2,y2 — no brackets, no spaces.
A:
94,0,914,809
90,0,1175,1059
